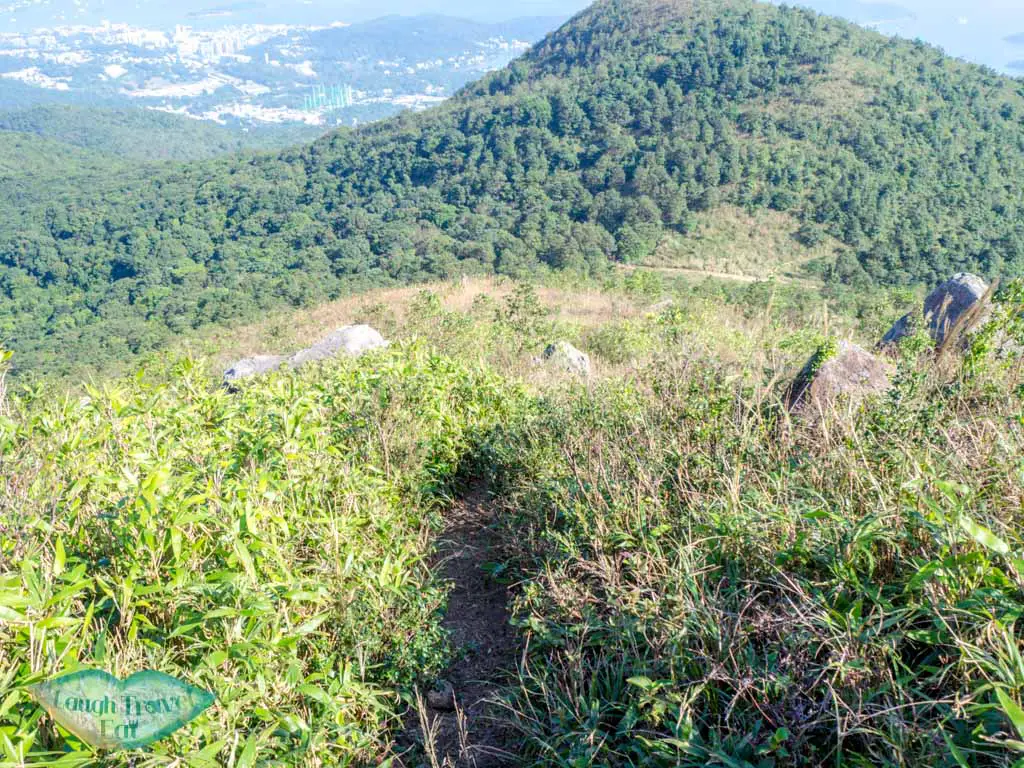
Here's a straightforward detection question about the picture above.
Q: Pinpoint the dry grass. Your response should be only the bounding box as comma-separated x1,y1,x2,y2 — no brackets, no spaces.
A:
183,276,646,375
484,322,1024,766
806,54,884,111
646,205,841,280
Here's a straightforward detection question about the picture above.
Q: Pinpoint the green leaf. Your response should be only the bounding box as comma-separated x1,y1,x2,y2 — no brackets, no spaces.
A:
45,579,93,610
0,606,27,624
235,733,258,768
627,676,654,690
959,515,1010,555
297,684,331,705
292,613,329,636
943,731,970,768
232,540,257,582
53,538,66,577
0,691,20,718
997,688,1024,740
185,739,226,768
204,650,229,668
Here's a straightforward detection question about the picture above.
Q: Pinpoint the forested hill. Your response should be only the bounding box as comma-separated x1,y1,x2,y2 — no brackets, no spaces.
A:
4,0,1024,377
0,105,324,161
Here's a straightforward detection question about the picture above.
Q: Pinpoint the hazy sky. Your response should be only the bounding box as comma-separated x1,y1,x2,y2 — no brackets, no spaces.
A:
789,0,1024,73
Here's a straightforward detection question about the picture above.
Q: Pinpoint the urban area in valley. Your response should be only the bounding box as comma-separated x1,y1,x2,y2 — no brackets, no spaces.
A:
0,16,551,126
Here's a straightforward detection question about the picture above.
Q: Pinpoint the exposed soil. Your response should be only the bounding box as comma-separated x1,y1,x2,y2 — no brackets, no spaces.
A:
395,483,520,767
620,262,821,287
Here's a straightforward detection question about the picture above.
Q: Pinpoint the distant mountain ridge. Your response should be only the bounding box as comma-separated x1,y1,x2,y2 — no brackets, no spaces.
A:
1,0,589,30
0,104,323,161
3,0,1024,377
300,14,569,60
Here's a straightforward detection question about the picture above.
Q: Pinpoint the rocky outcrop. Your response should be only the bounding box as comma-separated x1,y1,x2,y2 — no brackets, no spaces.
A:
879,313,913,349
880,273,991,350
541,341,591,377
223,325,389,384
788,341,891,412
289,325,389,367
923,273,991,345
426,680,456,712
223,355,287,384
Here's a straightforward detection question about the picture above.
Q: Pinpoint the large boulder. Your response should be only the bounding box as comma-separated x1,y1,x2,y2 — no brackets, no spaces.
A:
923,273,990,344
541,341,591,377
788,341,891,412
880,273,991,350
289,325,389,367
222,325,390,386
223,355,287,384
879,313,913,349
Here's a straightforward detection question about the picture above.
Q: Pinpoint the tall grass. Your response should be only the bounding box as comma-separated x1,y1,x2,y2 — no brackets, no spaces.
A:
0,277,1019,767
0,346,522,766
479,291,1024,766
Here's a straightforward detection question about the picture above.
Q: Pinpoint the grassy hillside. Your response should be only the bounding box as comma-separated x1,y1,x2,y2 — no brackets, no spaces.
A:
0,275,1021,766
644,205,846,281
4,0,1024,377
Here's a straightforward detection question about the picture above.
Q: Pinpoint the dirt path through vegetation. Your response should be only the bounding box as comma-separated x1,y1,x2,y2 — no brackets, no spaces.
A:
622,263,821,287
397,483,520,767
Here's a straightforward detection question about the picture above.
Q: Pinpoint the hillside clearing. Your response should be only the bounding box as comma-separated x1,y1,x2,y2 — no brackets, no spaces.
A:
643,206,840,283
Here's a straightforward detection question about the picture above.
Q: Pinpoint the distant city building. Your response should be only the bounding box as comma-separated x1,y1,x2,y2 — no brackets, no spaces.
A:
0,17,536,127
304,83,354,112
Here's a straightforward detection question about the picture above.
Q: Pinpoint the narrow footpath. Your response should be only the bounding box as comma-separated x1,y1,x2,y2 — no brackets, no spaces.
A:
398,483,520,767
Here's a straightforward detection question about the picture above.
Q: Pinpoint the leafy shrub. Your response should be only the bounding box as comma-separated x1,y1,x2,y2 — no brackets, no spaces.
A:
485,347,1024,766
0,346,524,766
583,321,653,365
496,284,553,356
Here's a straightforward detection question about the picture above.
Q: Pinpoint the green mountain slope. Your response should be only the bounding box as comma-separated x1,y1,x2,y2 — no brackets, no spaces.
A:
4,0,1024,376
0,104,324,161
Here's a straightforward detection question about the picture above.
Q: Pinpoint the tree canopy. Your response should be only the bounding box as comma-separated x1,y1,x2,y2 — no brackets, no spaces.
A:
3,0,1024,376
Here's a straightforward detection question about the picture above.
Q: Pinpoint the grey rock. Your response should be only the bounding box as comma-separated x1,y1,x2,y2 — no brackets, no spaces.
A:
542,341,591,377
879,313,913,349
426,680,456,712
788,341,892,412
289,325,389,367
223,355,287,384
997,335,1024,359
222,325,389,386
924,273,990,344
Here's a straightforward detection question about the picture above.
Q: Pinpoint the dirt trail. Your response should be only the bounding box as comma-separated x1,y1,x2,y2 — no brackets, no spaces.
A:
620,263,821,287
397,484,520,767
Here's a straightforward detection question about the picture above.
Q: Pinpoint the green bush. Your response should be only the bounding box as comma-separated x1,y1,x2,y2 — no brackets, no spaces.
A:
0,346,524,766
583,320,654,365
485,348,1024,767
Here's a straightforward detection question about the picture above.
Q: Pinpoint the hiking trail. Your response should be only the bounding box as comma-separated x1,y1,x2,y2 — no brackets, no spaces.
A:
397,483,519,767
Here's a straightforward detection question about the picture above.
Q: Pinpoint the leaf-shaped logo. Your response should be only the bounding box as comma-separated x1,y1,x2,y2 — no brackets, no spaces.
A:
29,670,215,750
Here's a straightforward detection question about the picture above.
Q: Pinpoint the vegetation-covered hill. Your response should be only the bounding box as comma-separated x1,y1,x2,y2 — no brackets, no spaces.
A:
1,273,1021,766
5,0,1024,377
0,105,324,162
